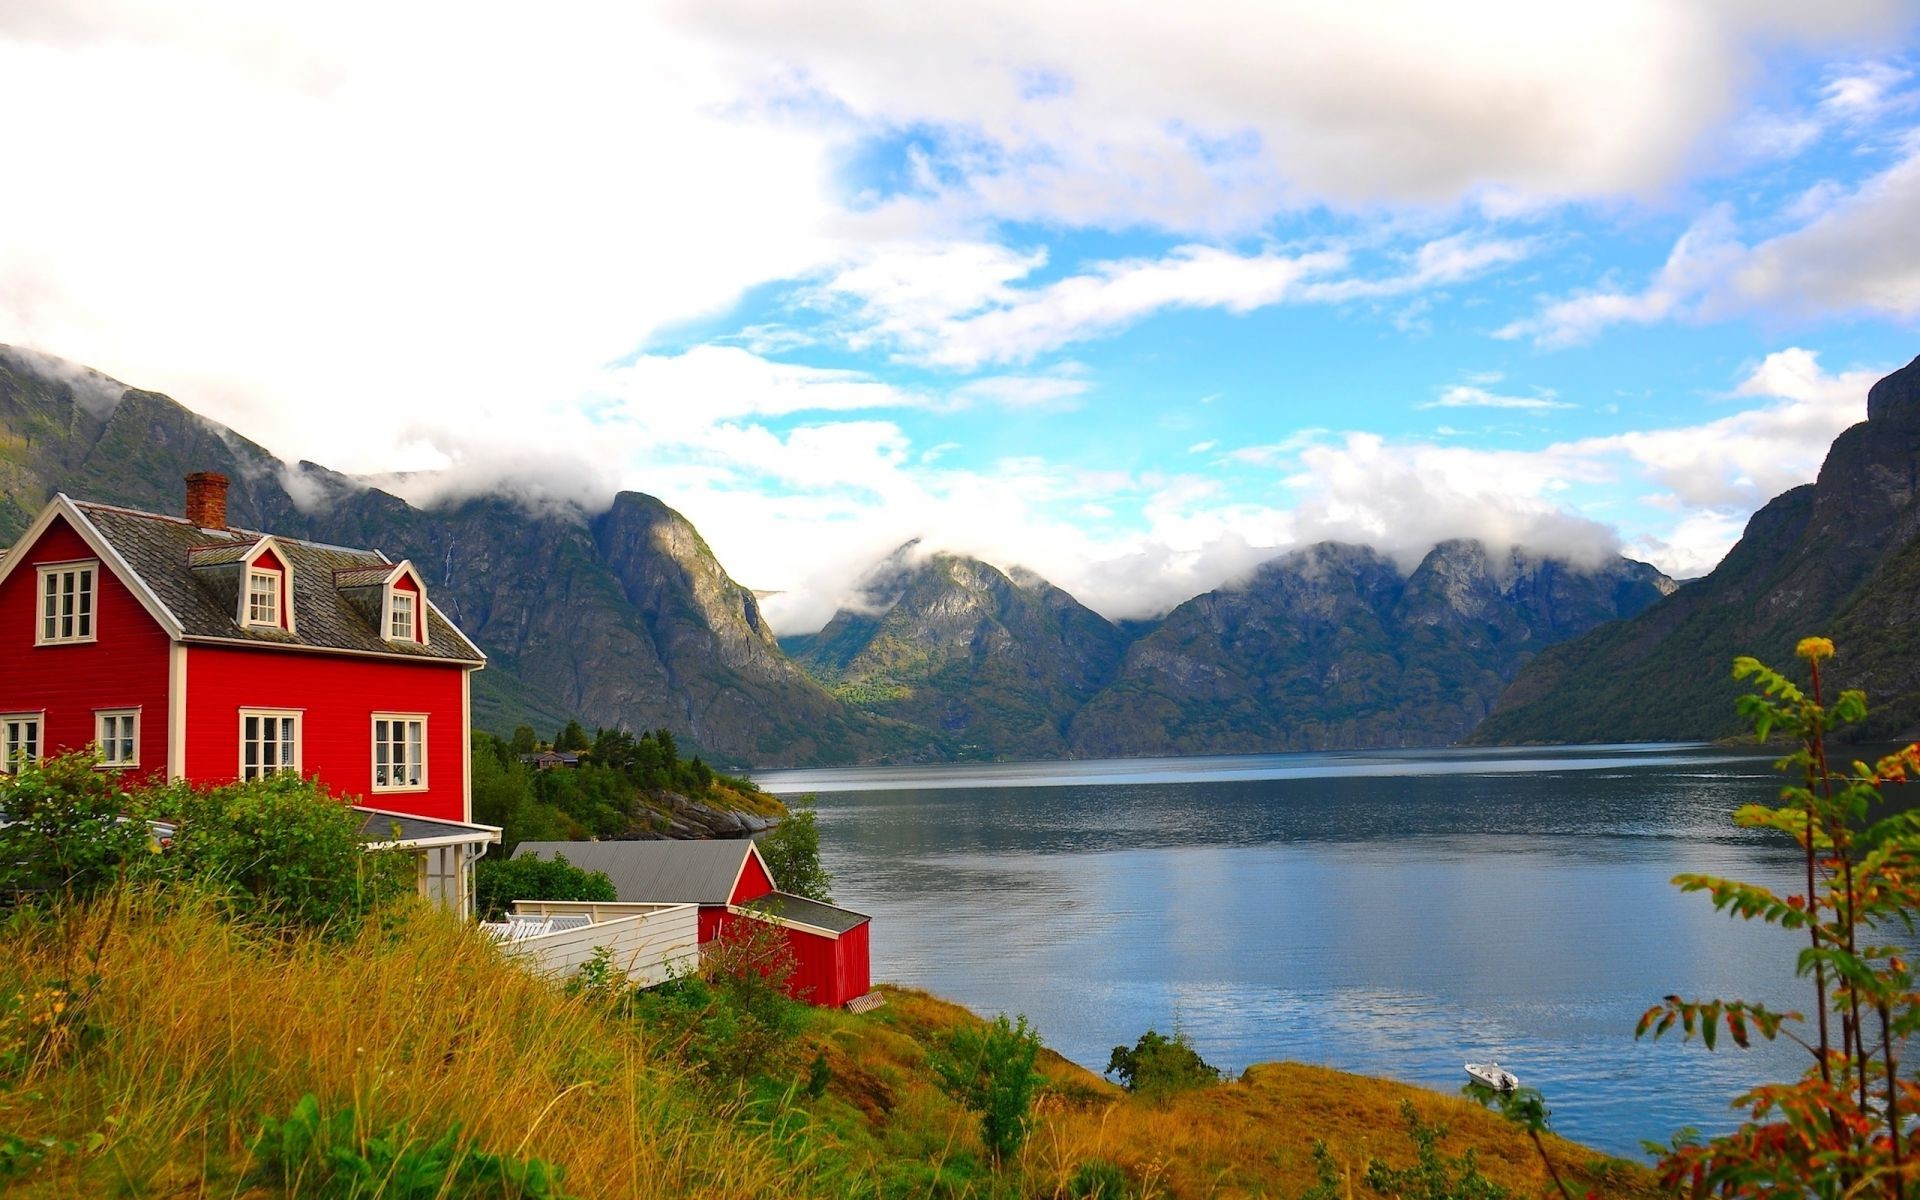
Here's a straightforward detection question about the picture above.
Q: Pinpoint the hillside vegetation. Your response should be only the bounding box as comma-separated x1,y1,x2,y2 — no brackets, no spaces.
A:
0,894,1652,1199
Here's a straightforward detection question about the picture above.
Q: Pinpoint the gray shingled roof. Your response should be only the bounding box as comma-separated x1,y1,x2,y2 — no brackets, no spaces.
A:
74,501,484,663
356,808,499,845
741,891,870,935
513,840,761,905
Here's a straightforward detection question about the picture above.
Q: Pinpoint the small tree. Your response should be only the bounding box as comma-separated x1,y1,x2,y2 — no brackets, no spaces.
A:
1105,1027,1220,1095
554,721,592,752
931,1013,1042,1167
1637,636,1920,1195
473,852,616,921
758,796,832,902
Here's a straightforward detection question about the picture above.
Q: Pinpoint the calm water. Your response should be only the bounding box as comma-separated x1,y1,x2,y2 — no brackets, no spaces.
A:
753,743,1886,1159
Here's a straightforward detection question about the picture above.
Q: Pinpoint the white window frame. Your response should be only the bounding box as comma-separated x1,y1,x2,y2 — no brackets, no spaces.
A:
0,712,43,774
244,567,282,628
372,713,428,792
35,560,98,645
388,590,416,642
238,709,302,781
95,708,139,769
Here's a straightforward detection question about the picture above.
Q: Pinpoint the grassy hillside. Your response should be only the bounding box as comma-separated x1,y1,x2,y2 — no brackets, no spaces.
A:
0,894,1655,1198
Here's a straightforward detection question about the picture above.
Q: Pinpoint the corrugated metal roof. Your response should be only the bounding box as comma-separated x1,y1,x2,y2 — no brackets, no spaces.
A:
741,891,869,935
512,840,757,905
73,501,484,663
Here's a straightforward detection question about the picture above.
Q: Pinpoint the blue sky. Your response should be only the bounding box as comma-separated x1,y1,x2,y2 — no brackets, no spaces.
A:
3,3,1918,628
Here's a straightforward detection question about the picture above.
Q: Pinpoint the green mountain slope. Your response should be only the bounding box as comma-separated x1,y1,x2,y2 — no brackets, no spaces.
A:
1474,353,1920,745
783,544,1133,758
1068,539,1674,755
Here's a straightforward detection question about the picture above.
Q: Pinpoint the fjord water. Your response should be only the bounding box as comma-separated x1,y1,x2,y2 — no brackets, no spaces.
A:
756,744,1867,1159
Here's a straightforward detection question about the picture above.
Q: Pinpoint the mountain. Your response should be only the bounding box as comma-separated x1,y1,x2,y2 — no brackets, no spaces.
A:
0,346,905,766
1473,353,1920,745
1066,539,1675,756
781,544,1133,758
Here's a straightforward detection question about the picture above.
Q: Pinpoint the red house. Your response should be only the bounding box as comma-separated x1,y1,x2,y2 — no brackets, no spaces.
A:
512,840,873,1008
0,474,500,910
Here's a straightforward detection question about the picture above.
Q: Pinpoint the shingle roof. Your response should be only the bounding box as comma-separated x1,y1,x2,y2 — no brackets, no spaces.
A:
72,501,484,664
355,807,500,846
512,840,760,905
741,891,870,935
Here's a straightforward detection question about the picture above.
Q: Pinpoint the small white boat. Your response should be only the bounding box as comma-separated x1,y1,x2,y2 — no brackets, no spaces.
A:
1465,1062,1519,1092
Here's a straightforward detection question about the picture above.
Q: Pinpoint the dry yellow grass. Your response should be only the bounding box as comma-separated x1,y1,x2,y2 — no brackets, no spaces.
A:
0,892,801,1198
0,898,1657,1198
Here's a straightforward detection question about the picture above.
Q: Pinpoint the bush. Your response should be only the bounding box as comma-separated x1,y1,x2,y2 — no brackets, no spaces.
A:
473,853,615,921
929,1013,1042,1167
1363,1100,1510,1200
628,919,806,1084
1068,1157,1132,1198
1104,1027,1220,1096
140,773,413,932
250,1093,570,1198
0,753,152,904
758,796,832,902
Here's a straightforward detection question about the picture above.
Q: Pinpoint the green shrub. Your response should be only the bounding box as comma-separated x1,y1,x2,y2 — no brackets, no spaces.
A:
929,1012,1042,1167
0,753,152,903
1104,1027,1220,1095
1363,1100,1510,1200
250,1093,570,1198
141,773,412,932
473,852,615,921
628,919,805,1084
1068,1157,1132,1198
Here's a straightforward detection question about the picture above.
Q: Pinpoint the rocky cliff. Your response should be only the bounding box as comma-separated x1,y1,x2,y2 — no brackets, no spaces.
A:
782,544,1133,758
1474,354,1920,744
1067,539,1673,755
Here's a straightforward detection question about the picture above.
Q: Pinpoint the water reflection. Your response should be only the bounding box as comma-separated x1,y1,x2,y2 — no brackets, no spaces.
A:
759,744,1910,1156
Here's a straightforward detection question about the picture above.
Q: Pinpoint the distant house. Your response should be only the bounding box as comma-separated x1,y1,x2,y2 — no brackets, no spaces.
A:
520,750,580,770
0,474,500,913
513,840,872,1008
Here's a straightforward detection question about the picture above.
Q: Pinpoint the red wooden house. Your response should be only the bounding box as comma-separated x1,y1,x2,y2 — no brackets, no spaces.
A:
0,473,500,910
512,840,873,1008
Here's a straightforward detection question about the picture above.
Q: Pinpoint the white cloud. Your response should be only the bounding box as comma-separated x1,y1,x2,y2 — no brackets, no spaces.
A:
1726,141,1920,317
1418,384,1571,411
675,1,1903,227
946,373,1091,409
1496,206,1745,346
1819,61,1913,121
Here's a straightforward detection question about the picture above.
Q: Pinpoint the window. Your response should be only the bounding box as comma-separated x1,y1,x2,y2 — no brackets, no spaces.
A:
388,591,415,642
37,562,97,644
0,714,41,774
240,711,300,780
373,715,426,790
245,569,280,627
96,710,138,768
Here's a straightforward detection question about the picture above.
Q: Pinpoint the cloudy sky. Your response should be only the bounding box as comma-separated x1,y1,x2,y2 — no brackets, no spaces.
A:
3,2,1918,630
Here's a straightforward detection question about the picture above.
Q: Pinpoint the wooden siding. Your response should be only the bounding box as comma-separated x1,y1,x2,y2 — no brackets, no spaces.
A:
711,910,871,1008
503,901,699,986
0,516,171,776
730,849,776,904
182,644,469,820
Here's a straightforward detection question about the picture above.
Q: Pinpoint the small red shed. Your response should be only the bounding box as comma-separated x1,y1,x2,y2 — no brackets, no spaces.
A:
513,840,872,1008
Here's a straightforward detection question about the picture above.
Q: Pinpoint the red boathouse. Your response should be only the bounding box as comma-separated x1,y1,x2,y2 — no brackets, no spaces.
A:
0,475,500,911
512,840,873,1008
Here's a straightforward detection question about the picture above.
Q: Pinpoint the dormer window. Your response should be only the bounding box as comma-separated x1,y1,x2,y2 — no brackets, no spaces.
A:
379,564,427,645
389,591,415,641
245,568,281,627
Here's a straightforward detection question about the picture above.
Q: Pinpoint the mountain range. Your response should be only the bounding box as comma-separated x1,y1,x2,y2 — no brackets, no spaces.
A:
13,344,1916,765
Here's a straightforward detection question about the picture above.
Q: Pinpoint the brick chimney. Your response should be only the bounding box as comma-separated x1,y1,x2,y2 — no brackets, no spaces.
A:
184,471,230,530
